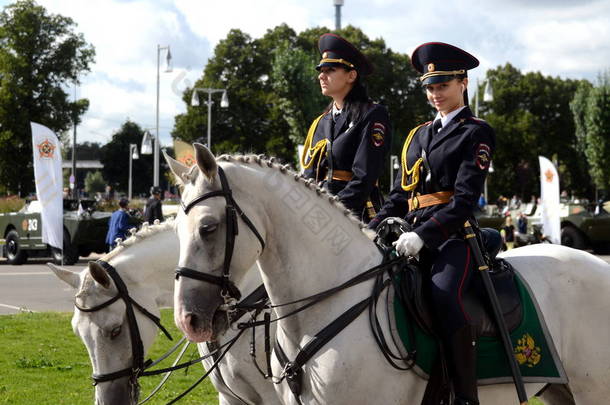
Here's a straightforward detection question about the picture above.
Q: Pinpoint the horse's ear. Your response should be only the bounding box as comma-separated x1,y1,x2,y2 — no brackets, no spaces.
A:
88,261,111,289
193,143,217,182
47,263,80,289
163,150,190,185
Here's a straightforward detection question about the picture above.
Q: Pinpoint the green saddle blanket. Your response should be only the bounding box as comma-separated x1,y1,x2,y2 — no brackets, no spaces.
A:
394,269,568,385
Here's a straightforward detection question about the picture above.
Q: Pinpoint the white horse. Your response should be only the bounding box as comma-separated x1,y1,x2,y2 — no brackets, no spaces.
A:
49,220,279,405
167,144,610,405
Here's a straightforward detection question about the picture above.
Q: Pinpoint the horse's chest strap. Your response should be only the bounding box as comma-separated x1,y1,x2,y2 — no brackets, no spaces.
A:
274,296,371,397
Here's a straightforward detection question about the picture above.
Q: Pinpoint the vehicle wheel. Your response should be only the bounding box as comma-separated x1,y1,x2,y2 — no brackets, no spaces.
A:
62,230,79,265
561,226,586,250
78,247,92,258
51,246,63,264
6,230,28,265
592,243,610,255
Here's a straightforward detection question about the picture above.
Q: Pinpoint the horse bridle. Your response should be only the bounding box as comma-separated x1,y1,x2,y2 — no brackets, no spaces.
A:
175,166,265,302
74,259,173,385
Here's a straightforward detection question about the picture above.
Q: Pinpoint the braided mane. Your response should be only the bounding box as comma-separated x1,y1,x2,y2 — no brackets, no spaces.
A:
216,154,371,234
76,219,175,299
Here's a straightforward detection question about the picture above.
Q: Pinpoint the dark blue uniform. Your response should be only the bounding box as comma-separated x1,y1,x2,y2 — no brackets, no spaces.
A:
302,103,391,221
375,105,495,331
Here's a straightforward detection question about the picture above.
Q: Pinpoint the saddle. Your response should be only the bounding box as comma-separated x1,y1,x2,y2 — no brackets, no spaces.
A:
375,218,522,338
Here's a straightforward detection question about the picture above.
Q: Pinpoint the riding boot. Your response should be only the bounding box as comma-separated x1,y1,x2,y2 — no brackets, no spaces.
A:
447,325,479,405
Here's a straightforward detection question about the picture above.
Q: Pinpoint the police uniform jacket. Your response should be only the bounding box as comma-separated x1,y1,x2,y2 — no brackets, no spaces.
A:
375,106,494,249
303,103,391,215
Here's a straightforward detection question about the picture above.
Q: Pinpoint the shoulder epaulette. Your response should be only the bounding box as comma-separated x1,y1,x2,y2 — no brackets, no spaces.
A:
468,116,487,123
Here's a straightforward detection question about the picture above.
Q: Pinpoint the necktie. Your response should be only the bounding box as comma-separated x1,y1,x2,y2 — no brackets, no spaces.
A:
433,119,442,133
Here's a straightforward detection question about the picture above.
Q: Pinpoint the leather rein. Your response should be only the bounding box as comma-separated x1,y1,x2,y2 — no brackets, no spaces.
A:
74,259,173,385
175,165,414,402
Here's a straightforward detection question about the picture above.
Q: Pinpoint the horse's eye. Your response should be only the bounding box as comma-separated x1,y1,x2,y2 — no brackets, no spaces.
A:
199,223,218,237
110,326,122,339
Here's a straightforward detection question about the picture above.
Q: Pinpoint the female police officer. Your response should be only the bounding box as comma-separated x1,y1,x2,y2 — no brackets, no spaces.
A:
370,42,495,405
301,33,391,223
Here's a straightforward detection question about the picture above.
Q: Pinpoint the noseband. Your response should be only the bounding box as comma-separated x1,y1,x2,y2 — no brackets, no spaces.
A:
74,260,173,385
175,166,265,302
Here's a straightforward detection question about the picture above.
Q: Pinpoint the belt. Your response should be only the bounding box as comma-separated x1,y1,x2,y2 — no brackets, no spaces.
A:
331,169,353,182
408,191,454,211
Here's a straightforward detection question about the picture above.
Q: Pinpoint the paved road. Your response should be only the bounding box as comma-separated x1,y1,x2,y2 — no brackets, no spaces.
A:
0,256,101,315
1,254,610,316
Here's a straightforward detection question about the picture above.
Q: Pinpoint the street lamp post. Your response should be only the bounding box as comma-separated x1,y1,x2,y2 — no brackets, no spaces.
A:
155,44,172,188
334,0,344,30
191,88,229,151
128,144,139,201
389,155,399,192
474,77,494,209
474,77,493,117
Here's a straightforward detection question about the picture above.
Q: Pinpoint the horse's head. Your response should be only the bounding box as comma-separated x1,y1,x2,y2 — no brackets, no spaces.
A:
165,144,265,342
49,261,159,405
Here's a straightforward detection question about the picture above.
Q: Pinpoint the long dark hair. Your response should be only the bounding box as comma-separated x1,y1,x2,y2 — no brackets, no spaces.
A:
325,70,371,123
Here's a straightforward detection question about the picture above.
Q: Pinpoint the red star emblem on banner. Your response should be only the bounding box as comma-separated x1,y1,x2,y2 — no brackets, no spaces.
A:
544,169,554,183
37,139,56,159
178,153,195,167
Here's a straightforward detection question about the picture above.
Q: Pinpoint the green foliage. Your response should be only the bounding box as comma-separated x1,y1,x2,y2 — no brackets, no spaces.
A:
172,24,430,182
0,310,218,404
99,120,153,196
83,171,105,194
480,63,591,200
580,71,610,192
0,0,95,196
63,141,103,160
270,41,326,148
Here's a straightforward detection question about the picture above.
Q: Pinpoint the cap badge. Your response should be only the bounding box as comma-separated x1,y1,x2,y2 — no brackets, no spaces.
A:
322,51,328,59
427,63,435,72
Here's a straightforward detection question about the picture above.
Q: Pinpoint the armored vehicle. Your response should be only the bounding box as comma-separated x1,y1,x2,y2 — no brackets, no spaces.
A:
0,199,136,265
560,201,610,253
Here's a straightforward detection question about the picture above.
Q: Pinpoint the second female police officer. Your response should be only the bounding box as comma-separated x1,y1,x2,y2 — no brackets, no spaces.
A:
301,33,391,223
370,42,495,405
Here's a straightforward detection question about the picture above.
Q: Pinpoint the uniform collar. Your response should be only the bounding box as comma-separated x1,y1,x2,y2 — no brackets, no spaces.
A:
433,106,466,131
332,103,343,117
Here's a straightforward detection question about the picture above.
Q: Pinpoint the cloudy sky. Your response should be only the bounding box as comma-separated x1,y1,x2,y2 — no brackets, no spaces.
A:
5,0,610,147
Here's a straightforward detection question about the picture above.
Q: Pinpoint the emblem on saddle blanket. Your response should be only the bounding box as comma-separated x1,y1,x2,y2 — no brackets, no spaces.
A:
514,333,542,368
393,268,567,385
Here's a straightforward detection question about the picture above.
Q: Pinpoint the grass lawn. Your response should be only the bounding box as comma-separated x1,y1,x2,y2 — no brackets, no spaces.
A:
0,309,219,405
0,310,553,405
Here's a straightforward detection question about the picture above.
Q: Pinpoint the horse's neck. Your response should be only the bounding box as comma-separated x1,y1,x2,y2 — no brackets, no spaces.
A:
233,164,382,319
109,228,178,298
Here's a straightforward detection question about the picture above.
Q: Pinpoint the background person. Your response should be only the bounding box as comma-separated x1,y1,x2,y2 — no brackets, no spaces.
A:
105,198,130,251
301,33,391,223
143,186,164,223
370,42,495,405
500,215,516,250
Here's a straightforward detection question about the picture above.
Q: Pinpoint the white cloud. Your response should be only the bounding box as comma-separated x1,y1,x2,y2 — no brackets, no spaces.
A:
3,0,605,149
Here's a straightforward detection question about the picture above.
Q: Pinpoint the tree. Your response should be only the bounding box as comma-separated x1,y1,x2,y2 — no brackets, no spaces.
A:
100,121,153,196
479,64,591,201
571,71,610,196
84,171,105,194
172,24,430,189
270,40,326,148
0,0,95,196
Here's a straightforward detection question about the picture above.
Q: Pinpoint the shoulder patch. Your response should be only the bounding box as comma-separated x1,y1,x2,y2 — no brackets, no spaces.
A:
475,143,491,170
371,122,386,147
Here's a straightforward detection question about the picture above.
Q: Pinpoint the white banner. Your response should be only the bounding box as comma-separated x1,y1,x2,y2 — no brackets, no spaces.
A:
539,156,561,244
31,122,63,250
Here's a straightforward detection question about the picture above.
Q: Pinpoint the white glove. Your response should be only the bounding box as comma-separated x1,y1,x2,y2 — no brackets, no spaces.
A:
393,232,424,257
